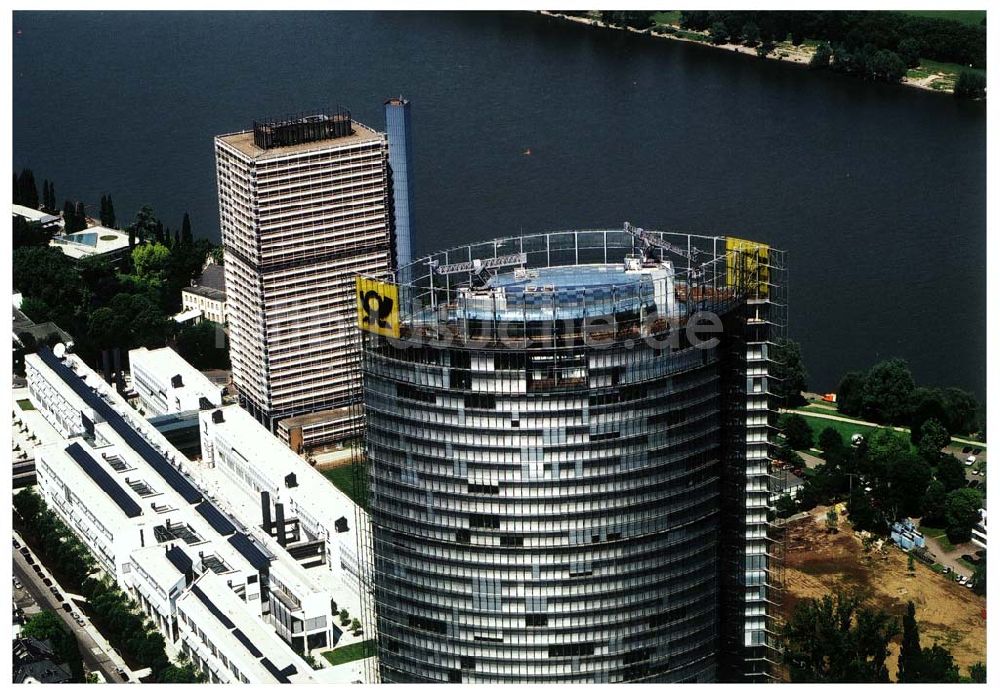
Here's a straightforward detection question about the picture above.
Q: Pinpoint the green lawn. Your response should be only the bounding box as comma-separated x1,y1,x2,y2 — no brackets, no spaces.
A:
919,525,956,553
917,57,986,79
797,413,878,446
651,11,681,27
322,639,376,667
16,398,36,411
901,10,986,27
322,466,365,509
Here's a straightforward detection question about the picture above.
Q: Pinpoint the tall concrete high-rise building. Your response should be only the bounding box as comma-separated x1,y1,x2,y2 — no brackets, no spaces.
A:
215,109,393,450
384,97,414,271
354,226,786,683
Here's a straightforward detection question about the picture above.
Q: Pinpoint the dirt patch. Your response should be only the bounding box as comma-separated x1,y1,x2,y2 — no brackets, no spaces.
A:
782,505,986,678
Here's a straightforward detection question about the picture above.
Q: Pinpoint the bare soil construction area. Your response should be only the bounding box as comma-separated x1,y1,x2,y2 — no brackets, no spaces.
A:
781,506,986,678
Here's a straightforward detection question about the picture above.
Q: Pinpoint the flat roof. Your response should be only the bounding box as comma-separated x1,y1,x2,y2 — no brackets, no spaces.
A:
277,406,354,429
208,406,357,536
13,204,59,224
129,347,223,401
49,226,130,259
178,572,317,683
217,119,382,160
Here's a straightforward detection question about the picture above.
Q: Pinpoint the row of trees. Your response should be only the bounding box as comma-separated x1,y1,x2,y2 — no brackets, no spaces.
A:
777,416,984,546
14,489,96,593
680,11,985,68
82,577,202,682
783,592,985,682
13,489,202,682
836,358,981,438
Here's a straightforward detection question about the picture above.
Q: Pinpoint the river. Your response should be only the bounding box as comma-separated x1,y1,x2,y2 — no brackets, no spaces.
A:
12,11,987,398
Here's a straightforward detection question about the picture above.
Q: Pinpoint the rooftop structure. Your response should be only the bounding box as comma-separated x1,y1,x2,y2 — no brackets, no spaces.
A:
355,225,786,683
48,225,129,261
128,346,224,417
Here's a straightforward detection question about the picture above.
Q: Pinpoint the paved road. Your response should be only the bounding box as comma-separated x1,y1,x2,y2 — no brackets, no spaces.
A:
12,542,125,683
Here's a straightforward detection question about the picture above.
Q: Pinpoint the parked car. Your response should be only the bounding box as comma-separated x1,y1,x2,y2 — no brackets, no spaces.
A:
963,446,972,454
42,578,52,587
19,547,30,557
31,564,40,573
62,603,71,613
971,469,980,476
965,455,977,466
13,539,21,549
77,619,86,627
53,592,64,602
964,581,975,588
973,448,982,455
71,612,81,620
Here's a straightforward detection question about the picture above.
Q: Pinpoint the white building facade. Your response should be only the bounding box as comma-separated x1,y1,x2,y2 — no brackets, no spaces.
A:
214,110,393,447
128,347,224,416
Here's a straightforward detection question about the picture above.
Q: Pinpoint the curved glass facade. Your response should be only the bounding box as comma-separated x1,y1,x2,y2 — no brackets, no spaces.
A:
356,228,786,683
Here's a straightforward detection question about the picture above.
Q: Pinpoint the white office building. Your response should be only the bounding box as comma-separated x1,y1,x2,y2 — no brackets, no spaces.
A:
214,108,393,450
128,347,224,417
25,347,356,682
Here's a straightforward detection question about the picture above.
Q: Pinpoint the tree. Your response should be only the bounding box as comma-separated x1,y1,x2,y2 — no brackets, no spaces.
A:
897,601,921,682
868,49,907,83
741,21,760,46
132,242,172,279
935,455,967,492
920,480,947,526
818,427,844,454
773,339,808,407
919,645,960,682
943,488,982,543
782,592,897,682
970,551,986,596
861,358,915,425
756,40,776,58
16,168,40,209
954,70,986,100
710,21,730,45
897,37,921,68
775,494,797,519
837,371,865,416
781,413,814,451
210,245,224,265
917,418,950,464
810,41,833,69
174,321,230,370
825,508,839,533
181,212,193,244
129,205,160,245
99,193,117,228
969,662,986,683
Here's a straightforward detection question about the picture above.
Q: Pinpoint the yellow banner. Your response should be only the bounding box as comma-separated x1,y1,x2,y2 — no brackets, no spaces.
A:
356,277,400,338
726,237,770,298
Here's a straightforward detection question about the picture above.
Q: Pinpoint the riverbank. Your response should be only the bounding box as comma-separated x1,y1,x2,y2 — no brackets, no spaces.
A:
538,10,967,95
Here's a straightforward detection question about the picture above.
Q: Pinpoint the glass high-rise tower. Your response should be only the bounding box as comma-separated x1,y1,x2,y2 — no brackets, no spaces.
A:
354,227,787,683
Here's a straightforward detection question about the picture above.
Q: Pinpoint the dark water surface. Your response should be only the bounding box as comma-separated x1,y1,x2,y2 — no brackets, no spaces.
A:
12,11,987,396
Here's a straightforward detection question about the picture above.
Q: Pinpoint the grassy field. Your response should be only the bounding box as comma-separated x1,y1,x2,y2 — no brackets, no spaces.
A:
901,10,986,27
322,466,364,508
797,413,878,446
651,11,681,27
16,398,35,411
322,639,376,667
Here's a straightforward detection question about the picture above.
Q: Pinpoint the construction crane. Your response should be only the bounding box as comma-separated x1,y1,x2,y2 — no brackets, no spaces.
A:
623,222,702,263
428,252,528,288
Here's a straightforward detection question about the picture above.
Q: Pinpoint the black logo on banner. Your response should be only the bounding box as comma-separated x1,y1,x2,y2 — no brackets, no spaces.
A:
359,289,395,330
